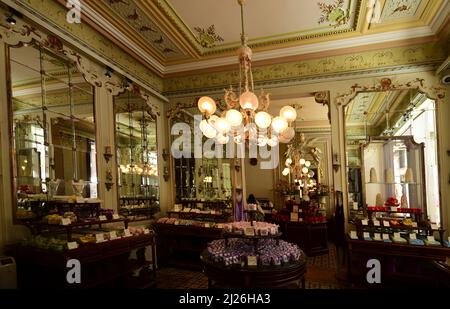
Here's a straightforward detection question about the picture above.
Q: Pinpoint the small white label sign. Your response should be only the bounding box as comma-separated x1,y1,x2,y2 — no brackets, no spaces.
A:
383,221,390,227
144,228,150,235
361,220,368,226
350,231,358,239
67,242,78,250
410,233,416,240
394,232,401,238
363,232,370,239
95,233,105,243
374,220,380,227
247,256,257,266
412,222,418,228
374,233,381,239
431,224,438,230
204,223,210,228
109,231,118,240
124,229,132,237
383,234,390,240
99,215,107,221
112,214,120,220
61,218,71,226
427,236,435,242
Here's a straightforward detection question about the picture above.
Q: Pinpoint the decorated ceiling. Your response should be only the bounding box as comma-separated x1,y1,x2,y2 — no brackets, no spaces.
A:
84,0,447,73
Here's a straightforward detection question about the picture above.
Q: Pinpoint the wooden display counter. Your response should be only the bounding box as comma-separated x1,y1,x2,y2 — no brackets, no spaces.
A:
277,221,329,256
200,250,307,289
9,234,156,288
347,237,450,287
152,223,223,269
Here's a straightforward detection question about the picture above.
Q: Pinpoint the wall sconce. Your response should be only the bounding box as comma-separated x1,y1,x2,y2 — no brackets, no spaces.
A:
163,166,169,182
332,153,340,172
103,146,113,163
162,148,169,161
105,169,114,191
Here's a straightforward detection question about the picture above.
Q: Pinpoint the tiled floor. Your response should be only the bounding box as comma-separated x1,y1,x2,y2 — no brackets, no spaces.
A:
156,244,347,289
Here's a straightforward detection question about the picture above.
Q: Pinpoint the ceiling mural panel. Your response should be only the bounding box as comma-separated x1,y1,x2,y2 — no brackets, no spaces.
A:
380,0,422,22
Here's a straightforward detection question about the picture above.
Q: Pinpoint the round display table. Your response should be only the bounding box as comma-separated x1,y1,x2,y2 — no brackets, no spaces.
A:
200,250,307,289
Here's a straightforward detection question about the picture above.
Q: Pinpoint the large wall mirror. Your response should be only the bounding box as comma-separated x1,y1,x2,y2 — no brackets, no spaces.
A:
169,104,232,209
114,89,160,220
345,89,441,226
10,44,97,220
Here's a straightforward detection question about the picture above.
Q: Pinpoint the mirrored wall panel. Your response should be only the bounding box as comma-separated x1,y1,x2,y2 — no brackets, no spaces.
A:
114,90,160,220
10,44,97,220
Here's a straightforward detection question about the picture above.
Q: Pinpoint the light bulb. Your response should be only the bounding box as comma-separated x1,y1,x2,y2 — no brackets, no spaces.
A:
208,115,219,125
300,158,306,165
215,117,231,133
302,167,309,174
199,119,208,133
280,127,295,141
198,96,217,115
255,111,272,129
239,91,259,110
202,121,215,135
267,136,278,147
203,125,217,139
308,170,315,177
285,158,292,166
271,116,288,133
280,106,297,123
305,161,311,167
282,168,290,176
225,109,243,127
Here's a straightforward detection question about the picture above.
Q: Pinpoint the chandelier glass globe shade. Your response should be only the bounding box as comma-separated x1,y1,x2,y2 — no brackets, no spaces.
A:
280,127,295,141
203,123,217,139
302,167,309,174
305,160,311,167
208,114,219,125
199,119,208,133
217,134,230,145
300,158,306,165
271,116,288,133
285,158,292,166
239,91,259,111
267,136,279,147
257,135,268,147
280,106,297,123
214,117,231,133
282,168,290,176
225,109,243,127
255,111,272,129
198,96,217,115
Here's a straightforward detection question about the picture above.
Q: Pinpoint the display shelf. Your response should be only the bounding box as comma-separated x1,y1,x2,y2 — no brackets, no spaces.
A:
222,231,283,240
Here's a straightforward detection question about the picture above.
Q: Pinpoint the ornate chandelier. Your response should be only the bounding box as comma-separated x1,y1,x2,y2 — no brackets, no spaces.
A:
197,0,297,146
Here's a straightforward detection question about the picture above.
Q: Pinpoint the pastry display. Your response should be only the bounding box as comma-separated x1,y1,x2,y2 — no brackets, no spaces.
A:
404,167,414,183
385,168,394,183
223,221,279,236
375,193,383,207
369,167,378,183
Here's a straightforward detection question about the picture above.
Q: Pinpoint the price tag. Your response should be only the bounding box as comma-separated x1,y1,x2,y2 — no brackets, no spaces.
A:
350,231,358,239
410,233,416,240
144,228,150,235
67,242,78,250
204,223,210,228
427,236,435,242
363,232,370,239
61,218,71,226
383,221,390,227
383,234,390,240
112,214,120,220
412,222,418,228
290,212,298,222
124,229,132,237
374,220,380,227
394,232,401,239
95,233,105,243
99,215,107,221
109,231,118,240
361,219,368,226
390,207,397,211
247,256,257,266
374,233,381,239
244,227,255,236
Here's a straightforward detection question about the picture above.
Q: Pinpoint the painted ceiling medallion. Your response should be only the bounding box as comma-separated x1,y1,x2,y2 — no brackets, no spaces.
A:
317,0,350,27
194,25,224,48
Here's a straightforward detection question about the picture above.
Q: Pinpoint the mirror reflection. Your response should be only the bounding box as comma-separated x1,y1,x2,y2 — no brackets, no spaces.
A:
11,44,97,220
114,90,160,220
345,89,440,226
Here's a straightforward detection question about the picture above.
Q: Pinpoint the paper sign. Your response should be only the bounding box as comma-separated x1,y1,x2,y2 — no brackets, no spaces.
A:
217,224,223,229
61,218,71,226
427,236,435,241
247,256,257,266
374,233,381,239
210,210,216,215
124,229,132,237
410,233,416,240
244,227,255,236
290,212,298,222
394,233,401,238
67,242,78,250
383,221,390,227
112,214,120,220
361,220,368,226
350,231,358,239
204,223,210,228
363,232,370,239
383,234,390,240
144,228,150,235
95,233,105,243
99,215,107,221
390,207,397,211
412,222,418,227
109,231,118,240
374,220,380,227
